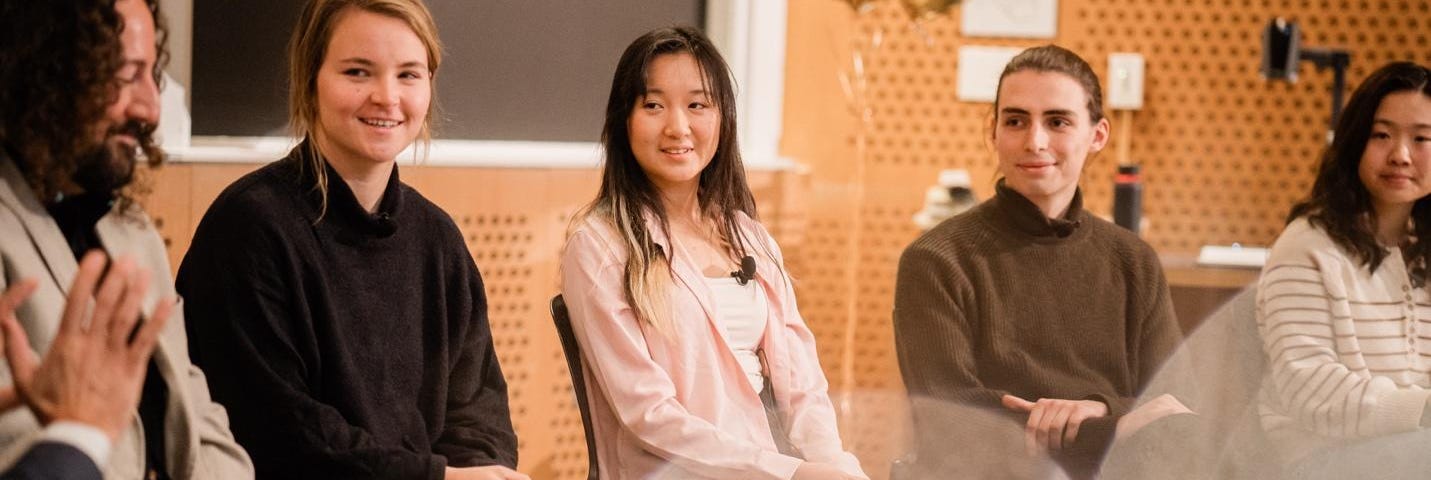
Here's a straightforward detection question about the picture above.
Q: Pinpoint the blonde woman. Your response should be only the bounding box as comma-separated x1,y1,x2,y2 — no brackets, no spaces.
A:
176,1,522,479
560,26,866,480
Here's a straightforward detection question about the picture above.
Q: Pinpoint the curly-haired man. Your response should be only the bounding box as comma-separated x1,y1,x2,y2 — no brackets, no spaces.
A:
0,1,253,479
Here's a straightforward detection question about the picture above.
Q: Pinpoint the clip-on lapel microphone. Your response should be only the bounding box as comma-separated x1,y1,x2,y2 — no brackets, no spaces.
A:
731,255,756,286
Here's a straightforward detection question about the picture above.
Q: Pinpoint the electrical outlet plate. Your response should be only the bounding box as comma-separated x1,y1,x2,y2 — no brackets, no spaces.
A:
1107,52,1145,110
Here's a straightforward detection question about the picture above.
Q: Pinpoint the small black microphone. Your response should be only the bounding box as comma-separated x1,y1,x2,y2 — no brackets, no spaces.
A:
731,255,757,286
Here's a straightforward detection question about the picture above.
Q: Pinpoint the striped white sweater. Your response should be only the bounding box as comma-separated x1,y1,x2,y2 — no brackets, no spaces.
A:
1257,217,1431,440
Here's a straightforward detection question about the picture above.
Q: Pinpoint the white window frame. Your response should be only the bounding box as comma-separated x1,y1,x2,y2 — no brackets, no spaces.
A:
163,0,790,170
705,0,792,170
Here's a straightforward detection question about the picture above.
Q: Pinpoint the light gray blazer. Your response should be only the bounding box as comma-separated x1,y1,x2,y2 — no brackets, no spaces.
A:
0,158,253,479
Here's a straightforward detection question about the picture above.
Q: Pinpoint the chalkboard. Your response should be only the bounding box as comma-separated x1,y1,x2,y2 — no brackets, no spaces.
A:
191,1,705,142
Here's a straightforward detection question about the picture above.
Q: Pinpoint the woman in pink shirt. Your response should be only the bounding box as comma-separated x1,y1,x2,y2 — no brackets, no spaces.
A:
559,26,866,480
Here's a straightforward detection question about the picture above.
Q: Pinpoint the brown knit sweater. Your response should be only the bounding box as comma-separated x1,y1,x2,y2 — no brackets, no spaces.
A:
893,181,1180,479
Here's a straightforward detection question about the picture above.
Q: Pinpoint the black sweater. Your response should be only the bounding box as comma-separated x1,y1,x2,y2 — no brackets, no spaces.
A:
177,146,517,480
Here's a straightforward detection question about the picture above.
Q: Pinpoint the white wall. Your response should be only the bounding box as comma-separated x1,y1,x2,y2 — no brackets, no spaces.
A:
162,0,193,99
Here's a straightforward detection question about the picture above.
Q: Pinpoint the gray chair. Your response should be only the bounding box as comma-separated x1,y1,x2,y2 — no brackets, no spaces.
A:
550,295,599,480
889,453,916,480
1103,287,1278,479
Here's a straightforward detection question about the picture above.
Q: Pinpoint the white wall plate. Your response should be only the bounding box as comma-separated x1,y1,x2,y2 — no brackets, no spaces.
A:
956,45,1022,102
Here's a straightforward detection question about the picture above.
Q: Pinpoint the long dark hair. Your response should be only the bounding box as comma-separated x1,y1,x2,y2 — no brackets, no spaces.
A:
1288,62,1431,274
0,0,168,210
578,25,756,330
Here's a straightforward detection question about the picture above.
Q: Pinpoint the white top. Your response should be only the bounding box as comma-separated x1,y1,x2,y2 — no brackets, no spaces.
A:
707,275,770,394
1257,217,1431,441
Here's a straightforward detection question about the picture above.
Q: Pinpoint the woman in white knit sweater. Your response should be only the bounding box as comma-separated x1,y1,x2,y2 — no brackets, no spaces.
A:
1257,61,1431,476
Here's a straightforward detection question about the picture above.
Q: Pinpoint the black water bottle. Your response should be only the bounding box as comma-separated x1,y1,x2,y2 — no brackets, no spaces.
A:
1114,164,1142,234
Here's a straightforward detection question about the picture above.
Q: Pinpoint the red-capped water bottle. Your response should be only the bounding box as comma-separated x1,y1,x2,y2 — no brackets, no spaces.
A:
1114,164,1142,234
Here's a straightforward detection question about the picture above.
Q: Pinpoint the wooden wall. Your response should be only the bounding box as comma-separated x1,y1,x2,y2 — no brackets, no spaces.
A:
779,0,1431,477
130,2,1431,479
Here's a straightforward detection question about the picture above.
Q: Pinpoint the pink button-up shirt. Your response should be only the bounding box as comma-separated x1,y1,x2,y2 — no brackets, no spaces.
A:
560,212,865,479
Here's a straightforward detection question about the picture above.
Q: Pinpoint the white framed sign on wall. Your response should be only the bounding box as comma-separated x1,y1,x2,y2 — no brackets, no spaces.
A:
960,0,1058,39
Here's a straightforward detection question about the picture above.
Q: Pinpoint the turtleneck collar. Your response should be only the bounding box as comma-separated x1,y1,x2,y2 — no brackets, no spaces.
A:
985,179,1085,239
286,142,401,240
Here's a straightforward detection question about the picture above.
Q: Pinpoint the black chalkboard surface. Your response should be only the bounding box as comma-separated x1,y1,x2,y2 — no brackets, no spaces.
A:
192,1,704,142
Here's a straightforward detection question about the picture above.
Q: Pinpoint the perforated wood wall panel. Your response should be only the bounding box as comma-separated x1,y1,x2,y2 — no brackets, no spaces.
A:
782,0,1431,477
140,163,795,479
126,3,1431,478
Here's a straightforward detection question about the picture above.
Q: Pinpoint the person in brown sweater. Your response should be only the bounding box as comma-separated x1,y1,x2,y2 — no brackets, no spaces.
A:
893,45,1191,479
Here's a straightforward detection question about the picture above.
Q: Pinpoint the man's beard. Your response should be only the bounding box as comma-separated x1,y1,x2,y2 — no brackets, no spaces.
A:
72,120,153,196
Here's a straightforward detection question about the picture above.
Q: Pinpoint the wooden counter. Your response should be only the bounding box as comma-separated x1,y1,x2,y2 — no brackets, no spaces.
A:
1161,252,1260,334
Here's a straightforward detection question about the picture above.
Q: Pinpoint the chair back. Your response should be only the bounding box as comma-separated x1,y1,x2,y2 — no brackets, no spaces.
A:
1103,287,1278,479
551,295,599,480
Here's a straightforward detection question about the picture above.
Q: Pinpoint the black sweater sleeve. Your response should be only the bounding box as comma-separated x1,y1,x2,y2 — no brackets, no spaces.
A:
2,442,102,480
178,197,445,480
432,255,518,468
